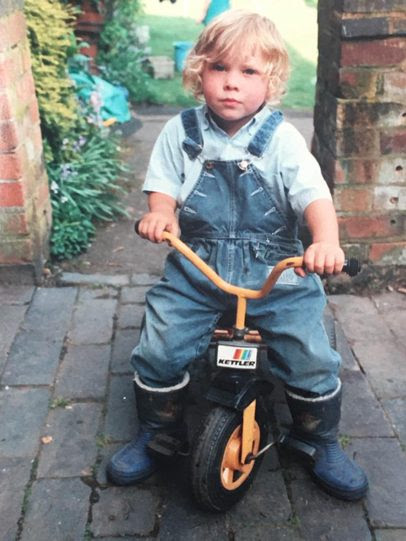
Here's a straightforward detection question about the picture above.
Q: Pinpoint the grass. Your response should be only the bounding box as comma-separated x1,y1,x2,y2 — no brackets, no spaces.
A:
140,14,317,110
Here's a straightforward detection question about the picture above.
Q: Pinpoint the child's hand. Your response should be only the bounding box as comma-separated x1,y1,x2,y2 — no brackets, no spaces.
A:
296,242,345,277
137,211,179,243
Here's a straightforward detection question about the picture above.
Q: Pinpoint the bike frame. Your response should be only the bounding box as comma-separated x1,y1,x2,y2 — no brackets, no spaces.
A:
161,231,304,466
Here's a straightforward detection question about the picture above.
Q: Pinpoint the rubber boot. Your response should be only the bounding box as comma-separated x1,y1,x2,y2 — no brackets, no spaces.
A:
107,371,189,485
282,381,368,501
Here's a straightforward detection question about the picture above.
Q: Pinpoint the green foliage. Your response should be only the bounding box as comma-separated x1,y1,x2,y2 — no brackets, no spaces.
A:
25,0,127,260
98,0,155,103
47,130,126,259
304,0,318,7
24,0,79,154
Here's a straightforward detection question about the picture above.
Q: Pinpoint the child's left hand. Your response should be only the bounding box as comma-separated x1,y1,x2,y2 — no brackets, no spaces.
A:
295,242,345,277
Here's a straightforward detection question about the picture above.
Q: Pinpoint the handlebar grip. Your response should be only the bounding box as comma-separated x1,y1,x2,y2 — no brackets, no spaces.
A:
342,258,361,277
134,220,141,235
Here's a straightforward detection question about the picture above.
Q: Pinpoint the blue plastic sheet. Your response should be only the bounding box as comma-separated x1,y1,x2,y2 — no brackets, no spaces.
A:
69,70,131,124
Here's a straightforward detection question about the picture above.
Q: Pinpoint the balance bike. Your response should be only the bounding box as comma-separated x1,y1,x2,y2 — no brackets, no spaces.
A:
139,227,360,512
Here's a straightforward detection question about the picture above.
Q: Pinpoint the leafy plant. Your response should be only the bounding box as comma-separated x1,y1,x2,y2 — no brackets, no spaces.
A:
98,0,155,103
47,129,127,259
25,0,127,260
24,0,79,157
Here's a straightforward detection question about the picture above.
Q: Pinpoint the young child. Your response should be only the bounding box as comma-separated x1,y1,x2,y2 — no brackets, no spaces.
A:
107,10,368,501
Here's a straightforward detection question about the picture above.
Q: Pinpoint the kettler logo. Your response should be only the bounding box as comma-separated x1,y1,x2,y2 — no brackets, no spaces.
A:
217,345,257,369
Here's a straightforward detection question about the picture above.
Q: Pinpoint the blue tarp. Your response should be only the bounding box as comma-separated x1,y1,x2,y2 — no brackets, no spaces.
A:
69,70,131,124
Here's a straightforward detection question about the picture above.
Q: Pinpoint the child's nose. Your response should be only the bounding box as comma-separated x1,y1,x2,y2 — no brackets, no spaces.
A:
224,71,239,90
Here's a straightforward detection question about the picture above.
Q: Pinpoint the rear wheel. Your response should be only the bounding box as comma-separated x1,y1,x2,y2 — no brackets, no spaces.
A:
190,404,268,512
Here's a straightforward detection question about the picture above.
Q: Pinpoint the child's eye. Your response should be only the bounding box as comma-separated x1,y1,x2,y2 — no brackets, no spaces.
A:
212,63,225,71
244,68,257,75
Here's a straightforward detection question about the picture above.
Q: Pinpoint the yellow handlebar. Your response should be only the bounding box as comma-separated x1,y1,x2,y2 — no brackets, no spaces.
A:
161,231,303,330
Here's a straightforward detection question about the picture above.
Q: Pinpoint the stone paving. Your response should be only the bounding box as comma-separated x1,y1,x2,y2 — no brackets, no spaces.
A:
1,275,405,541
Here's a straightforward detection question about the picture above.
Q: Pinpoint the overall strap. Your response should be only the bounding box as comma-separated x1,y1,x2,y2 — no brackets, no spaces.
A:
181,108,203,160
247,110,284,157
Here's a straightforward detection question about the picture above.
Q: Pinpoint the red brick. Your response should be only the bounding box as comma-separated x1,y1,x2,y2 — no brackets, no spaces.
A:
0,12,27,53
0,151,24,180
28,98,40,125
0,211,29,235
338,68,379,99
369,242,406,264
0,238,33,264
382,71,406,101
13,71,37,107
334,186,373,212
336,128,380,157
0,121,18,152
0,181,24,207
351,159,380,184
0,92,13,120
338,214,403,239
341,38,405,67
380,130,406,155
0,52,22,89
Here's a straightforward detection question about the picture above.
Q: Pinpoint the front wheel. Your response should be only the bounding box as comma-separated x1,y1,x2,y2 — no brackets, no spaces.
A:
190,404,268,512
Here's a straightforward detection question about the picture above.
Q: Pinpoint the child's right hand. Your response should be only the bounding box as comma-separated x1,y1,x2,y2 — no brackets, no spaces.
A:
137,211,179,243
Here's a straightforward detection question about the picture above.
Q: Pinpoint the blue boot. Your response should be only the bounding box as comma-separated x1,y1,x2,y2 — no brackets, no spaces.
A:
107,372,189,486
282,381,368,501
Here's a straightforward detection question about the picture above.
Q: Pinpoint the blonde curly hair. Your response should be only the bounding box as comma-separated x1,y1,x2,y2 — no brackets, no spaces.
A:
183,10,290,106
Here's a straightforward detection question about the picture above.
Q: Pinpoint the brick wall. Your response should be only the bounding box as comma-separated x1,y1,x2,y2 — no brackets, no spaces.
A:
0,1,51,283
313,0,406,269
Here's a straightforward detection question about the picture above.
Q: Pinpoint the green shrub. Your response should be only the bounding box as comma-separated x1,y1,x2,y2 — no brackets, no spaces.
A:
98,0,155,103
25,0,127,260
25,0,79,159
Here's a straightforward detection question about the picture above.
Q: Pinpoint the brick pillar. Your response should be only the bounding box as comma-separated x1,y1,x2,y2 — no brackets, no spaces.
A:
0,2,51,283
313,0,406,272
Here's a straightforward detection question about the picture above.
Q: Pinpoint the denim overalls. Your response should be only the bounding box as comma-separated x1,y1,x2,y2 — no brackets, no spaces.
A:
132,109,341,394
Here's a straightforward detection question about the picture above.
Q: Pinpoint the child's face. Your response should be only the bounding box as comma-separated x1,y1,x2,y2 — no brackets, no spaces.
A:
201,51,269,136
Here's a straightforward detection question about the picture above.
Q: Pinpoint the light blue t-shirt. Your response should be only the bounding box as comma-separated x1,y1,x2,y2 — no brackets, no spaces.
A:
143,105,332,223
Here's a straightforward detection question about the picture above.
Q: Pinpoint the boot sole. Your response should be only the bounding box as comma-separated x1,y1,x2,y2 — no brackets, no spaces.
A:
311,471,368,501
106,464,158,486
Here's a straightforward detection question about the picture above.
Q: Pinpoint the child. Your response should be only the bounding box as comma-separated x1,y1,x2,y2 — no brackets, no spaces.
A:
107,10,368,501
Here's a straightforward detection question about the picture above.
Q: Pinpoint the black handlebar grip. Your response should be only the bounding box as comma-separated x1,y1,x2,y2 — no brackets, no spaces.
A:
343,258,361,277
134,220,141,235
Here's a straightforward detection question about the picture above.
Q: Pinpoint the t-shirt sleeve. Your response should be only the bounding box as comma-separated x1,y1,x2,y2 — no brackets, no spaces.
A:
142,115,184,201
276,123,332,219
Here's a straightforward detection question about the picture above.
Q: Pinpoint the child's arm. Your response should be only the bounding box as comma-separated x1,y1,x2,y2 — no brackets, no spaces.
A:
138,192,179,243
297,199,345,277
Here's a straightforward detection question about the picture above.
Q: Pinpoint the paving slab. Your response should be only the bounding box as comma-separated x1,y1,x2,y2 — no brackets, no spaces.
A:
158,487,229,541
0,285,34,305
353,438,406,528
60,272,130,287
121,285,150,303
21,478,91,541
0,456,32,541
381,397,406,445
0,387,50,458
2,287,77,385
91,486,159,538
111,328,139,373
104,374,137,442
372,292,406,348
375,531,406,541
37,402,103,478
116,302,145,328
77,285,119,301
69,297,117,345
291,478,371,540
341,369,394,437
0,304,28,374
330,294,406,399
54,344,111,400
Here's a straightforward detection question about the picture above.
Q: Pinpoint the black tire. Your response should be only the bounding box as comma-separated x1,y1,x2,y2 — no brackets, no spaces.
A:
190,403,269,512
